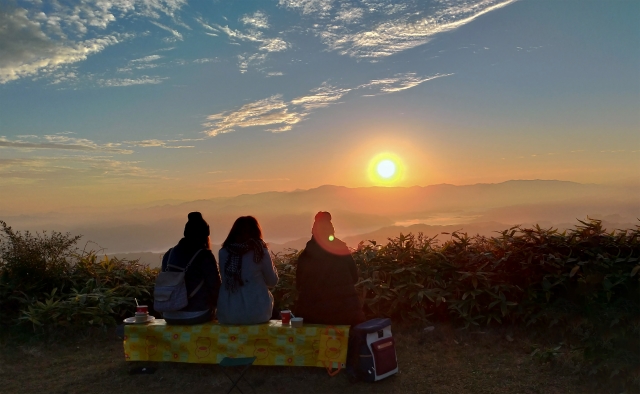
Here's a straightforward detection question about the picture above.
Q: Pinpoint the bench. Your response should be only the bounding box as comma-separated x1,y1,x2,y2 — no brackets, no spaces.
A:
123,319,349,370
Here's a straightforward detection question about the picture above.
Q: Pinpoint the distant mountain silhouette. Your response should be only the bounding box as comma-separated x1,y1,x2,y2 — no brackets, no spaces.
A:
3,180,637,253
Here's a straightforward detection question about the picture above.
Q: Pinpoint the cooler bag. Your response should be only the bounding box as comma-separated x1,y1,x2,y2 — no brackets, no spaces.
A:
351,318,399,382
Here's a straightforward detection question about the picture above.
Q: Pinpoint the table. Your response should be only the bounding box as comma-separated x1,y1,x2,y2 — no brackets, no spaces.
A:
123,319,349,369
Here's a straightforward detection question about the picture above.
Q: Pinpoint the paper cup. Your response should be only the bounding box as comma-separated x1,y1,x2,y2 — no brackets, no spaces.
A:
280,310,291,325
291,317,303,328
135,312,148,323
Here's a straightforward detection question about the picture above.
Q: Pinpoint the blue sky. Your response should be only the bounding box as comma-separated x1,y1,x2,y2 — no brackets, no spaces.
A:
0,0,638,213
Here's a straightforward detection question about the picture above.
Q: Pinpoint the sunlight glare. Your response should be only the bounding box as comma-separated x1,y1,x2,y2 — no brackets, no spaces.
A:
377,160,396,178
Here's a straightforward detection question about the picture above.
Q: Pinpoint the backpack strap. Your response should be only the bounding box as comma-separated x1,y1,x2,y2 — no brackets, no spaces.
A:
189,280,205,298
184,249,203,273
163,248,174,272
166,248,203,272
185,249,205,298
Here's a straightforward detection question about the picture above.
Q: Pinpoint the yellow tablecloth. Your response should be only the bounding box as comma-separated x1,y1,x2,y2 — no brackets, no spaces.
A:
123,319,349,368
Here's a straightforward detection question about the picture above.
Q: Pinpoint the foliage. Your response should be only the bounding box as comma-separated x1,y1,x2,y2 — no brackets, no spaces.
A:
2,218,637,388
271,218,639,390
0,221,157,333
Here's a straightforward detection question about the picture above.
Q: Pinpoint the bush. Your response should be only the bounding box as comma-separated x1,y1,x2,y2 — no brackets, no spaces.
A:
271,218,639,389
0,221,157,333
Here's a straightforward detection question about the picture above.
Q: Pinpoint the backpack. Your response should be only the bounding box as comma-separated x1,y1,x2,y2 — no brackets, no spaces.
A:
153,248,204,313
349,318,399,382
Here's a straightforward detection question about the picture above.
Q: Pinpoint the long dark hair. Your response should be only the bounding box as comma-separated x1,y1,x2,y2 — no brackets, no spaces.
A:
222,216,263,248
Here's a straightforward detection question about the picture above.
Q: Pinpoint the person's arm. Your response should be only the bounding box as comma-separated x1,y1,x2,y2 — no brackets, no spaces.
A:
295,250,308,291
346,254,359,284
161,249,170,272
261,248,278,287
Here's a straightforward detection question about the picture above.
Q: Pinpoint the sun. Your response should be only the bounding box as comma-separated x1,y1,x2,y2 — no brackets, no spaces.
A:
368,153,404,185
377,160,396,178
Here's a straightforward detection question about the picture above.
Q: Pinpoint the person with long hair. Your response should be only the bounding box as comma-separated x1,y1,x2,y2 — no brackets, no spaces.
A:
294,211,365,325
217,216,278,325
161,212,221,325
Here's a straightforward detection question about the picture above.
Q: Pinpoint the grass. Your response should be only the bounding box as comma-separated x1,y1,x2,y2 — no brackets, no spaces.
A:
0,324,617,394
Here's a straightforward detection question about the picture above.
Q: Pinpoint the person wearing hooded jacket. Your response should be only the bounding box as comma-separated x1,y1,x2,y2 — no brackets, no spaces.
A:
160,212,221,325
294,212,365,326
217,216,278,325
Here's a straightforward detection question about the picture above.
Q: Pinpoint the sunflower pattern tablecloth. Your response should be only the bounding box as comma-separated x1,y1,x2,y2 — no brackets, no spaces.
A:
123,319,349,368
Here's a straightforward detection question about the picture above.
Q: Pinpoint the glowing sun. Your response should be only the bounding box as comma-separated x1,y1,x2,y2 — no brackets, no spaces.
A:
368,153,404,185
377,160,396,178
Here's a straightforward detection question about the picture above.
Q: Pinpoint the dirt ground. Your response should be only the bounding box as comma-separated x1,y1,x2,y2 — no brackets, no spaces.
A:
0,324,616,394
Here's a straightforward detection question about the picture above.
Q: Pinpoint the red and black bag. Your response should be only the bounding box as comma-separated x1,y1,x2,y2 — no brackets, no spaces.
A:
349,318,399,382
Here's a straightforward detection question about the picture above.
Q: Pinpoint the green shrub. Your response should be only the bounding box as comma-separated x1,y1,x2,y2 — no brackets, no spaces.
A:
0,221,157,332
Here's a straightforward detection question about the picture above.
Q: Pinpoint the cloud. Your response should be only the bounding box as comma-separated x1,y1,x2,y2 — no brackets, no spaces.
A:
0,135,133,154
124,139,194,148
360,72,453,94
279,0,335,16
0,1,188,84
149,21,183,41
290,83,351,109
196,15,288,72
335,6,365,23
132,55,163,62
238,53,268,73
203,73,447,136
0,155,159,182
203,95,304,136
241,11,269,29
282,0,518,58
0,7,124,83
98,76,168,87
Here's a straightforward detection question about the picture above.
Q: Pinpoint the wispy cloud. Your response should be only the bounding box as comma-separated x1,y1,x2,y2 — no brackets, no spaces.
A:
203,79,380,136
278,0,335,16
360,72,453,94
0,135,132,154
98,76,168,87
281,0,518,59
132,55,163,63
124,139,194,148
0,1,189,84
290,83,351,109
203,71,448,136
0,155,160,183
203,95,303,136
241,11,270,29
150,21,184,41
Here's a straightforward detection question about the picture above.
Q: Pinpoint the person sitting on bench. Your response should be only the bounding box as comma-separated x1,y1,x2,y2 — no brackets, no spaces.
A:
294,211,365,326
217,216,278,325
161,212,221,325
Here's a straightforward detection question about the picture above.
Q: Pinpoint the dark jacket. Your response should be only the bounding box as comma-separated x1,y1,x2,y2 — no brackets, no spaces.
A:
294,237,365,326
161,238,221,313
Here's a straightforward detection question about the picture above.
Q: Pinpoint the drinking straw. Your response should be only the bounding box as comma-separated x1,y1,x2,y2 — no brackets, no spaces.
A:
135,298,139,306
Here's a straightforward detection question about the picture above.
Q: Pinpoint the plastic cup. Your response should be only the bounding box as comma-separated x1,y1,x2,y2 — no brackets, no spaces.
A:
281,310,291,325
136,305,148,314
291,317,303,328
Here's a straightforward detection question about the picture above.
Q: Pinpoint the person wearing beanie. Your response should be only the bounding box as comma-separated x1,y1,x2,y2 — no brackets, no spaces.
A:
294,212,365,326
160,212,221,325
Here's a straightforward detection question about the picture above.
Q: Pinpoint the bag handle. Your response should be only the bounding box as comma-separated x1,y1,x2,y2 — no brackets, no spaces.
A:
323,361,342,377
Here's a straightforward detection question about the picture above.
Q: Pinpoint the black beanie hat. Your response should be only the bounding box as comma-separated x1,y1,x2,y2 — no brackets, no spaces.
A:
184,212,210,238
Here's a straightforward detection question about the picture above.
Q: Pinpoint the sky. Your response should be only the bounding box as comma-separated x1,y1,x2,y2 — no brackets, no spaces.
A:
1,0,638,214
